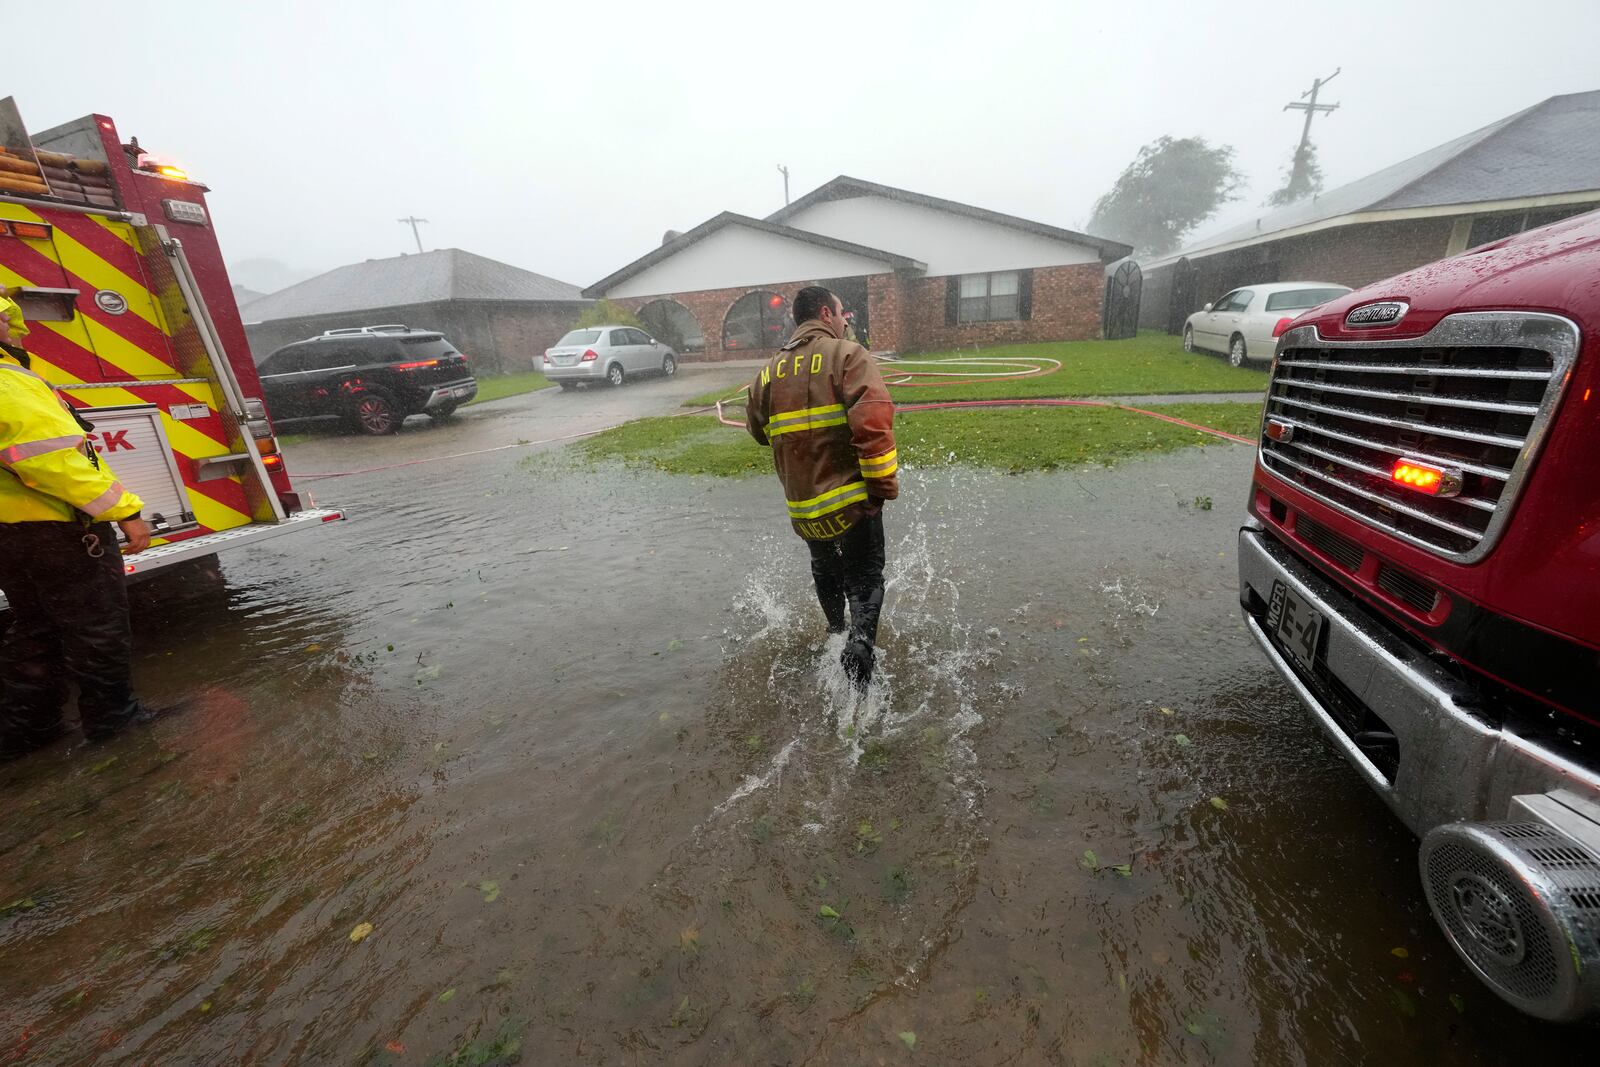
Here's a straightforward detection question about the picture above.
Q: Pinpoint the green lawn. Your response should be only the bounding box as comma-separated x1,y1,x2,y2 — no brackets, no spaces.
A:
682,331,1267,407
578,401,1261,477
466,369,550,405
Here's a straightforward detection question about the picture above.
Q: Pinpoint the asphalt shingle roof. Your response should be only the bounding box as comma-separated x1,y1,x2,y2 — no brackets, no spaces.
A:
239,248,585,322
1156,90,1600,265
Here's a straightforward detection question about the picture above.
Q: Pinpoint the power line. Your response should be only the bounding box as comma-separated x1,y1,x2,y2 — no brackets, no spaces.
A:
1283,68,1341,192
397,216,429,254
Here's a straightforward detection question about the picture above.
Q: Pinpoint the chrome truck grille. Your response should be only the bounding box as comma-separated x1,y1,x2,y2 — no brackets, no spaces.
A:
1262,313,1580,562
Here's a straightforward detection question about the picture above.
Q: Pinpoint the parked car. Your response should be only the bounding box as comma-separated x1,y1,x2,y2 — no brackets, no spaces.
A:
258,325,477,435
1184,282,1352,366
543,326,678,389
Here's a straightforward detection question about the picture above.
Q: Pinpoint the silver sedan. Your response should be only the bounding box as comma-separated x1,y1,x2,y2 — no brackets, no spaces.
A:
542,325,679,389
1183,282,1351,366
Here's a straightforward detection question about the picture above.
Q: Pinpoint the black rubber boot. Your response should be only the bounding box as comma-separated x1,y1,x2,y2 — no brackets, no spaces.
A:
841,637,875,693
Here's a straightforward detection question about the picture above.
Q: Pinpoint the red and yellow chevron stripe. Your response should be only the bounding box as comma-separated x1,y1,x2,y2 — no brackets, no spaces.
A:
0,201,255,544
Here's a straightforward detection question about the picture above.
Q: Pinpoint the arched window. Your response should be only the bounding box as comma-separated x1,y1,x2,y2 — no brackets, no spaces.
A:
637,299,704,353
722,291,792,351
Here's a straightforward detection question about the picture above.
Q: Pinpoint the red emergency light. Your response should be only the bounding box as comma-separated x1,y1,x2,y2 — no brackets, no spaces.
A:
1391,458,1462,498
768,295,783,308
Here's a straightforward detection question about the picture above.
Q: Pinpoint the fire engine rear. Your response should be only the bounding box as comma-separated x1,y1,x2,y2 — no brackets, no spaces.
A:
1240,209,1600,1021
0,94,340,607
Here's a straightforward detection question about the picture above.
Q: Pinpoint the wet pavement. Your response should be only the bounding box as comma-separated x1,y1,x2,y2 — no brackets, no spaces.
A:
1,396,1594,1065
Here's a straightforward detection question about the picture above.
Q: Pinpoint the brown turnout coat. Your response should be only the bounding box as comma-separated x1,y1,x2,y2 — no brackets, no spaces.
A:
746,320,899,540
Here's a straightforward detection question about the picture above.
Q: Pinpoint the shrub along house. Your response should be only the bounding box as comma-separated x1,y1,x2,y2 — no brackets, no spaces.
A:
583,176,1131,360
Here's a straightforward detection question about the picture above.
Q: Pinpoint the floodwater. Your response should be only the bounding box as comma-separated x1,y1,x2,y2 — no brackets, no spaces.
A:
1,432,1594,1065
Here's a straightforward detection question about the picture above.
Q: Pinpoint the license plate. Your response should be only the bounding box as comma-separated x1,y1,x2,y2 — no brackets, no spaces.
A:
1267,581,1324,673
453,386,471,398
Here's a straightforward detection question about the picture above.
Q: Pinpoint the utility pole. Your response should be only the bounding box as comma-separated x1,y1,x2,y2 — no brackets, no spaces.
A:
397,215,429,254
776,164,790,206
1283,68,1340,194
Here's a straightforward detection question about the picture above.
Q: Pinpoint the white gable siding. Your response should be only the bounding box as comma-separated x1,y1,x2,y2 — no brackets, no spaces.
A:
606,226,894,299
783,196,1098,276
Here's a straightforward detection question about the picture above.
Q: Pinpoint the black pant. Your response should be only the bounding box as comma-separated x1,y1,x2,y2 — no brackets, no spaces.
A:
0,521,141,745
807,513,886,687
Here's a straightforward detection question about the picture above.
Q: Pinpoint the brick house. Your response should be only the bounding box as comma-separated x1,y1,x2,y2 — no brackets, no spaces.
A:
1141,90,1600,332
239,248,590,376
583,177,1131,360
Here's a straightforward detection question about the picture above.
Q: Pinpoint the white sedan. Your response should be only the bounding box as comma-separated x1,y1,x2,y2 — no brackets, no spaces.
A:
1183,282,1351,366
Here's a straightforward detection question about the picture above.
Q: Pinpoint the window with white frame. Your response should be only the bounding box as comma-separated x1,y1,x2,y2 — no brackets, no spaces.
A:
957,271,1021,323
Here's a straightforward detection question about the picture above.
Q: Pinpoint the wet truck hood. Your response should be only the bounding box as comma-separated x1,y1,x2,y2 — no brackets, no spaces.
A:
1292,209,1600,343
1266,207,1600,657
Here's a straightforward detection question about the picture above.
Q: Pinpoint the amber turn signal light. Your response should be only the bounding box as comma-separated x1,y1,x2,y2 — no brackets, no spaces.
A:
1391,458,1462,498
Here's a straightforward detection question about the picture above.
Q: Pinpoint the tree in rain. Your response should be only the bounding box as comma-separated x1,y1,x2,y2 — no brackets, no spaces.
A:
1088,136,1243,257
1267,140,1326,206
572,298,643,330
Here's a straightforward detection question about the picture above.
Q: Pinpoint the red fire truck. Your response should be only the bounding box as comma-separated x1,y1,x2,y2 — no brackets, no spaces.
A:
0,96,340,606
1240,209,1600,1021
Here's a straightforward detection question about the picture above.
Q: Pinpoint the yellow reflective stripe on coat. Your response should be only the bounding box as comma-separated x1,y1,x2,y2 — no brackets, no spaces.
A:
787,479,868,519
767,403,847,438
859,448,898,478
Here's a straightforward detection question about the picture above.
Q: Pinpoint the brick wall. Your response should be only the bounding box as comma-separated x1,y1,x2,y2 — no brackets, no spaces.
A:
866,273,904,352
616,282,820,363
900,263,1104,351
1273,218,1455,289
484,305,585,374
612,261,1107,361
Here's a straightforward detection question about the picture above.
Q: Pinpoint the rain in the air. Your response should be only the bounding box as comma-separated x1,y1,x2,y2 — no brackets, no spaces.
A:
3,1,1600,1063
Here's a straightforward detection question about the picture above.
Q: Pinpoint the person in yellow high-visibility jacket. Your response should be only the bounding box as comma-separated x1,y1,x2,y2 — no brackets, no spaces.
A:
0,288,156,760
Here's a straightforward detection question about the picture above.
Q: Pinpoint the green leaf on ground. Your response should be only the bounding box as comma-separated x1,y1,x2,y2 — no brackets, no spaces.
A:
1080,850,1099,871
438,987,457,1003
1174,734,1192,747
898,1031,917,1050
478,880,500,903
1210,796,1229,811
818,905,840,919
1110,864,1132,877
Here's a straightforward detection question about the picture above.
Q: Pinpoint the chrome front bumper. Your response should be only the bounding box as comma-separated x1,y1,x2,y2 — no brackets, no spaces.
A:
1238,523,1600,836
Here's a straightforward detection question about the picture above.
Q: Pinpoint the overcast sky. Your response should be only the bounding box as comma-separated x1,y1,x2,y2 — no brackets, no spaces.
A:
13,0,1598,292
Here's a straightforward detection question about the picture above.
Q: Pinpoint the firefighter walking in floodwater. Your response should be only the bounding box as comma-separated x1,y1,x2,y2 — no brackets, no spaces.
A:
747,286,899,690
0,287,154,761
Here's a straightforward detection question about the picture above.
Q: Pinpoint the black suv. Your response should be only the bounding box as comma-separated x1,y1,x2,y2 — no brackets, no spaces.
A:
257,326,478,435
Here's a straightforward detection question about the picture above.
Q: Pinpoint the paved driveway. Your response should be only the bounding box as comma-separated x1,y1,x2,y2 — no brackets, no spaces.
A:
278,362,757,477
